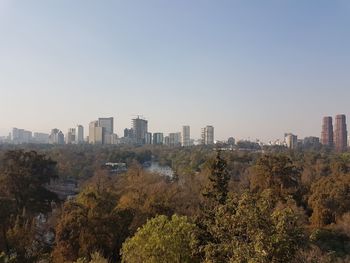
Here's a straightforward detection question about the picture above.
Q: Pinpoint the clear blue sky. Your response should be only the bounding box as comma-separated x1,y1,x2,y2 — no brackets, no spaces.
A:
0,0,349,141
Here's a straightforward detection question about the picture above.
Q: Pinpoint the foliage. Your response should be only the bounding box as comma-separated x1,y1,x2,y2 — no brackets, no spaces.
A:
53,186,133,262
0,252,16,263
309,228,350,258
0,150,58,261
294,245,334,263
198,190,305,263
250,154,301,199
202,150,230,205
308,173,350,226
121,214,197,263
74,252,108,263
0,150,58,214
0,146,349,262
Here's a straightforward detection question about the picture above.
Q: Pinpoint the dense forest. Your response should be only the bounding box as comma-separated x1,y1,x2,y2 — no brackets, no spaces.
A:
0,144,350,262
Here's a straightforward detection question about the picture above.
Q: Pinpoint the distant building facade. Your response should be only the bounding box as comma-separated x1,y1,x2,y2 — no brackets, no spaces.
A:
89,121,104,144
132,117,148,144
124,128,134,139
164,136,170,146
76,125,84,144
153,133,164,145
182,125,191,147
321,116,334,147
99,117,114,145
66,128,76,144
303,136,320,149
145,132,152,144
201,125,214,145
33,132,49,144
98,117,114,135
88,117,115,144
11,128,32,144
49,129,64,145
284,133,298,149
334,114,348,152
168,132,181,147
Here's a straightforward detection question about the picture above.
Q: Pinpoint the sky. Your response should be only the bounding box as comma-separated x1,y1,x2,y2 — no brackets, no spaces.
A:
0,0,350,142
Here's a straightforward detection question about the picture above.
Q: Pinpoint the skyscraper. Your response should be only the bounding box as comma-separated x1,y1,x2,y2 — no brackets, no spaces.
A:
145,132,152,144
153,133,164,145
124,128,133,139
284,133,298,149
49,129,64,144
65,128,76,144
98,117,114,144
11,128,32,144
321,116,333,147
76,125,84,144
201,125,214,145
334,114,348,152
132,116,148,144
168,132,181,147
89,121,103,144
182,125,190,147
98,117,114,134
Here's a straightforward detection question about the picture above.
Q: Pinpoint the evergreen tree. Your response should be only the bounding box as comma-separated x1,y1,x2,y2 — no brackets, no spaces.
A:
202,150,230,205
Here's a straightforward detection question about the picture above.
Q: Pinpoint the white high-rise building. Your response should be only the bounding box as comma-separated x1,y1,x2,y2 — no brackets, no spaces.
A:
94,127,104,144
284,133,298,149
89,121,103,144
12,128,32,144
65,128,76,144
49,129,64,145
89,121,97,144
182,125,191,147
33,132,49,144
168,132,181,147
89,118,116,144
76,125,84,144
201,126,214,145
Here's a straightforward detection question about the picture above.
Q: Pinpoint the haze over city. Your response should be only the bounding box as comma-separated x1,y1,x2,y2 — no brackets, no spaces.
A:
1,0,350,141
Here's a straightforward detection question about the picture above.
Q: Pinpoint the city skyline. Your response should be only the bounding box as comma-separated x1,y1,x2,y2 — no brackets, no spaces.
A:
4,114,350,152
1,1,350,141
2,113,350,143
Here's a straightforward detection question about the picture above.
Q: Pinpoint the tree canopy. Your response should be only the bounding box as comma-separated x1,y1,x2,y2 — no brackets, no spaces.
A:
121,214,197,263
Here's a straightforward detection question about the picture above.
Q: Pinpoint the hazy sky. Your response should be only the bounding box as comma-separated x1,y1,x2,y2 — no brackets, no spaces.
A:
0,0,350,141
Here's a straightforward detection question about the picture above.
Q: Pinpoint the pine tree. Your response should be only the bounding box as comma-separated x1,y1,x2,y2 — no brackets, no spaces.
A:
203,150,230,205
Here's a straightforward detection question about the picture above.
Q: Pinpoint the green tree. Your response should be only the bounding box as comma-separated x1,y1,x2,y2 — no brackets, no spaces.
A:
308,173,350,227
198,190,305,263
203,150,230,205
250,154,300,197
121,214,197,263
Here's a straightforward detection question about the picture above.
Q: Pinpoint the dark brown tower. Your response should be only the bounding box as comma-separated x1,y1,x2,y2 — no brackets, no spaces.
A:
321,116,333,147
334,114,348,152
